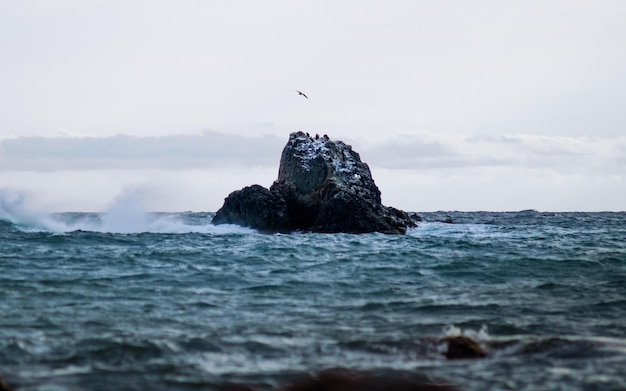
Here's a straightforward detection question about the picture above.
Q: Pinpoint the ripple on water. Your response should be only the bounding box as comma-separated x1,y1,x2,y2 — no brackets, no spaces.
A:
1,212,625,390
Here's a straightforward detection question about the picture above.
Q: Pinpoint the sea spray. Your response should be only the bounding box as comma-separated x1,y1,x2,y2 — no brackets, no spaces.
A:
442,324,490,342
0,189,64,232
99,188,150,233
96,188,255,234
0,187,278,235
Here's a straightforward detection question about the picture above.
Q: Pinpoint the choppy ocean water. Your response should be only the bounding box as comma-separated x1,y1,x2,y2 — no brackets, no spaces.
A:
1,205,625,390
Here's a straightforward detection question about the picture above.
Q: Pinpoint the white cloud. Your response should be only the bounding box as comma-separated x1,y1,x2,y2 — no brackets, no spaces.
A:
0,131,624,212
373,167,626,212
0,131,284,171
4,131,622,175
362,133,626,176
0,167,277,212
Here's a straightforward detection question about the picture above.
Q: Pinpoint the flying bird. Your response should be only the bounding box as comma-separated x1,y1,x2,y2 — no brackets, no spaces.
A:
296,90,308,99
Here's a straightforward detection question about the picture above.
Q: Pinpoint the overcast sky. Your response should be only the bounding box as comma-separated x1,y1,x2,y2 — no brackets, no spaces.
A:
1,1,625,213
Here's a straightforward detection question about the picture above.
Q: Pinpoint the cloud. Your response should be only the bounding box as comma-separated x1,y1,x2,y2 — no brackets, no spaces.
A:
1,131,624,212
362,133,626,176
373,166,626,212
0,131,285,171
0,167,278,212
3,130,624,178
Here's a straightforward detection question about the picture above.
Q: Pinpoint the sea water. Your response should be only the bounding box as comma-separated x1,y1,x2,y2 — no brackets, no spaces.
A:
1,199,625,390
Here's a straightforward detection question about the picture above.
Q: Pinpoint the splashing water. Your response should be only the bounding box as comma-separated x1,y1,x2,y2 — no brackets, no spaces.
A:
443,324,490,341
99,189,149,233
0,188,255,235
0,189,63,232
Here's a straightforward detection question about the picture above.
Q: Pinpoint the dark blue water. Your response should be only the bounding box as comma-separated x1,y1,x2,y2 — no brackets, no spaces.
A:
1,207,625,390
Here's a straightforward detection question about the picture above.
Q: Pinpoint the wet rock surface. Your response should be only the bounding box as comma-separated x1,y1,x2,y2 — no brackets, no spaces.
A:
211,184,291,233
218,368,458,391
0,376,15,391
441,335,488,360
213,132,418,234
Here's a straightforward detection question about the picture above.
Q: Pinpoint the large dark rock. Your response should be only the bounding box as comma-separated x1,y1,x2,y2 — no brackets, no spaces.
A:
0,376,15,391
211,185,291,233
218,368,458,391
212,132,418,234
441,335,487,360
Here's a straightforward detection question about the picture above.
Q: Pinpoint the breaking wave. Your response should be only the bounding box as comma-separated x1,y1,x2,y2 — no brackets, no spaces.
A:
0,189,254,235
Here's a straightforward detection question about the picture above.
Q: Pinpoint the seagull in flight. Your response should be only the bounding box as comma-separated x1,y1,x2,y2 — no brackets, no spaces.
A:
296,90,308,99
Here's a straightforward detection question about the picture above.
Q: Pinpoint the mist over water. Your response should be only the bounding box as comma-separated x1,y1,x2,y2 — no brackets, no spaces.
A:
0,188,252,235
1,192,625,390
0,189,63,232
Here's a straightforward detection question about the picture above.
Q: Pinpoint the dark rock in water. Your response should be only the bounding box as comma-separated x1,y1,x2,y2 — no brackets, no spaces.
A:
0,376,15,391
218,368,457,391
211,185,291,233
280,368,458,391
218,384,258,391
442,335,487,359
213,132,418,234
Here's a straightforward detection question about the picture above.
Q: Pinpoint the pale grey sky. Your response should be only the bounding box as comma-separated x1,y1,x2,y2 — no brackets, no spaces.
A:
1,1,625,212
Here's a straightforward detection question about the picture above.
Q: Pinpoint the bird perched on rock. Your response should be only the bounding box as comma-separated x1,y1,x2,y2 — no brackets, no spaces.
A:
296,90,308,99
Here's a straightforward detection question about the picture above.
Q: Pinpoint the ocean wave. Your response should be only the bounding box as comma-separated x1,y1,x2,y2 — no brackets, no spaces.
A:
0,190,66,232
1,209,256,235
407,221,503,239
0,189,260,235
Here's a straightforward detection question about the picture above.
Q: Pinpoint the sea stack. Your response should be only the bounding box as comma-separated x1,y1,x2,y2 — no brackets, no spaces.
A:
212,132,418,234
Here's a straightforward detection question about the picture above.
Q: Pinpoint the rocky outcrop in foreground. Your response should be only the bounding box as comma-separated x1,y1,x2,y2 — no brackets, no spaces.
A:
212,132,418,234
219,367,457,391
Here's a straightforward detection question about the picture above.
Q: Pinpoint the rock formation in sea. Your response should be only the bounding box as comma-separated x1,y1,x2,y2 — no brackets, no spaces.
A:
218,367,458,391
0,376,15,391
441,335,487,360
212,131,418,234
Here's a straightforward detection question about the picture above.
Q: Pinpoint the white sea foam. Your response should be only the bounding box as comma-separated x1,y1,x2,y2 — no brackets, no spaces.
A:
60,213,256,235
97,190,256,234
99,189,149,233
442,324,490,341
442,324,462,338
0,188,256,235
407,221,499,238
0,189,65,232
